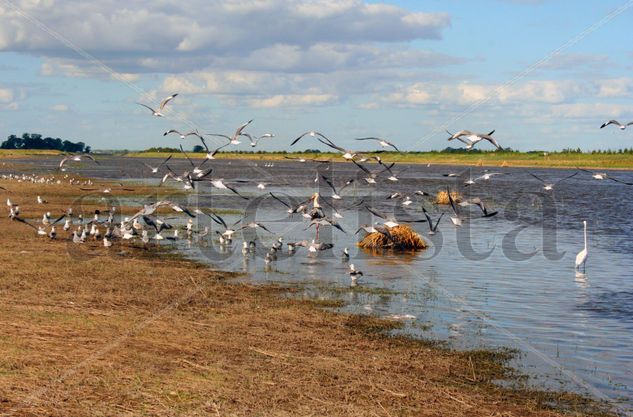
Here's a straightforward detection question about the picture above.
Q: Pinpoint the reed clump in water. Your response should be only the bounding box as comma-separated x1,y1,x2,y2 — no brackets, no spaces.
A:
434,190,462,205
357,225,427,250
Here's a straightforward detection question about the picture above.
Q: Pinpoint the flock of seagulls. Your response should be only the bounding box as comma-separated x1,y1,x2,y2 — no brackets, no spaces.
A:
3,92,630,283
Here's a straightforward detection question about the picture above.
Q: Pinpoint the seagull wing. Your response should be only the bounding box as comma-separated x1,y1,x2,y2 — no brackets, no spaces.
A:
51,214,66,225
600,120,620,129
268,192,291,208
355,137,400,151
317,138,346,153
159,93,178,110
179,145,196,168
352,160,372,175
608,176,633,186
235,119,253,136
529,173,546,183
137,103,157,114
12,216,37,230
364,205,386,220
554,171,579,184
446,187,459,215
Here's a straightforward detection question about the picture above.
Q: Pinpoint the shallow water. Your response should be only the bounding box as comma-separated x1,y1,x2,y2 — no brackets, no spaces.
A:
5,155,633,412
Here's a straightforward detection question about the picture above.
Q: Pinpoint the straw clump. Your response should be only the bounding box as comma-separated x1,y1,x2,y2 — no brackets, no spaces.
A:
434,190,462,205
357,225,427,250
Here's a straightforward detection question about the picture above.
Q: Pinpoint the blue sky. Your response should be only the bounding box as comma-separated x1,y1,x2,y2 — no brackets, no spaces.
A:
0,0,632,151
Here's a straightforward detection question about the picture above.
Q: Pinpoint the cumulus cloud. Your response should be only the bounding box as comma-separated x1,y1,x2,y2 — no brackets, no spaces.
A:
0,0,451,75
539,53,609,71
551,103,633,119
0,87,13,102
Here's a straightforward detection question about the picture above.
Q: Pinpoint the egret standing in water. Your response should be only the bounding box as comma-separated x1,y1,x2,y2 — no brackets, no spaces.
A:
575,221,588,274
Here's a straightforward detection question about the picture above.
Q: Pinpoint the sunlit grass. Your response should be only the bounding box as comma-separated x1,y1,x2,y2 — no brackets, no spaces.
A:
124,150,633,169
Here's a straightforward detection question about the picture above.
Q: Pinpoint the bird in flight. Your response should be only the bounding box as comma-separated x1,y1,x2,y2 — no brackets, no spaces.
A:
137,93,178,117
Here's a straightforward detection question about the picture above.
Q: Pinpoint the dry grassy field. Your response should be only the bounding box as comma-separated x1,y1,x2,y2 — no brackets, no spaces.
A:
0,173,614,416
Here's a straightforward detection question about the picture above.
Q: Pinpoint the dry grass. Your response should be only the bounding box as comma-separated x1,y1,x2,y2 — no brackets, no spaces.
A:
435,190,462,205
358,225,427,250
0,177,615,417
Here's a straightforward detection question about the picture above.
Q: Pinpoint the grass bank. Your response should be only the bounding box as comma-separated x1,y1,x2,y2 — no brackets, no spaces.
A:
124,150,633,169
0,175,615,416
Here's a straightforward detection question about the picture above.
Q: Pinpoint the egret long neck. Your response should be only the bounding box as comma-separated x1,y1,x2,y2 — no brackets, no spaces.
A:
584,223,587,250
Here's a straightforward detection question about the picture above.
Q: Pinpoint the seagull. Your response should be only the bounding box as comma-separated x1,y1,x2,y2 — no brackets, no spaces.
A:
141,154,172,174
241,132,275,147
342,247,350,261
422,207,444,235
529,171,578,191
600,120,633,130
354,137,401,152
163,129,203,140
283,156,331,164
320,175,354,200
475,172,505,182
460,198,498,218
352,160,383,184
446,187,462,226
236,221,273,234
575,220,588,273
208,120,253,145
290,130,332,146
317,138,361,161
199,137,230,160
349,263,363,283
137,93,178,117
446,130,502,150
579,168,633,185
59,154,99,170
364,206,426,229
291,239,334,254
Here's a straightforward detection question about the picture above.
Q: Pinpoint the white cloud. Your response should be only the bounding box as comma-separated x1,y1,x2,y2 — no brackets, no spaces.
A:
0,87,13,102
247,94,337,108
596,77,633,98
0,0,451,75
551,103,633,119
51,103,68,112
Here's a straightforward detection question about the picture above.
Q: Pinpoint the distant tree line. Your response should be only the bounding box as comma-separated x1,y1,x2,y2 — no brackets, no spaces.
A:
1,133,90,153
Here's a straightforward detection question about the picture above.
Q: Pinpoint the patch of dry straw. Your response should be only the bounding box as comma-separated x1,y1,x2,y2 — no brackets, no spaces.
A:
434,190,462,205
357,225,427,250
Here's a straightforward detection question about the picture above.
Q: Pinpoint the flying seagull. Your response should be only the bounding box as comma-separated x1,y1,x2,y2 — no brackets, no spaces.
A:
422,207,444,235
354,137,401,152
600,120,633,130
163,129,203,140
579,168,633,185
137,93,178,117
446,130,502,151
142,154,172,174
290,130,331,146
59,154,99,170
207,120,253,145
241,132,275,147
529,171,578,191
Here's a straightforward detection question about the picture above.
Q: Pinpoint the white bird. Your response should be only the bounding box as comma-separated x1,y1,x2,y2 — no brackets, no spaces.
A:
349,263,363,283
354,137,401,152
163,129,202,139
530,171,578,191
59,154,99,170
575,220,588,273
208,120,253,145
137,93,178,117
446,187,462,227
600,120,633,130
142,154,173,174
446,130,502,151
241,132,275,147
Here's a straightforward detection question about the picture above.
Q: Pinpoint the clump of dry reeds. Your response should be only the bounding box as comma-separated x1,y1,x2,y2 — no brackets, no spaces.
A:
357,225,427,250
434,190,462,205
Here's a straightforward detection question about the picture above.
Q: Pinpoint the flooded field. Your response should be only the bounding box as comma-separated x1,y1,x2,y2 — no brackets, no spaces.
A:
4,155,633,412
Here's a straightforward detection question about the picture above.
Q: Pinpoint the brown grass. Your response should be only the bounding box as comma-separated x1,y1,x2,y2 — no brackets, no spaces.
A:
0,176,615,417
357,225,427,250
435,190,463,205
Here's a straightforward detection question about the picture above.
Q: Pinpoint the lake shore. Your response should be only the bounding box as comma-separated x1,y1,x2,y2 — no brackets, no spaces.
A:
0,170,615,416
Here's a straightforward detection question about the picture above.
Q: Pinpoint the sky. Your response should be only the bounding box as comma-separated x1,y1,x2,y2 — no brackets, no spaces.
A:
0,0,632,152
